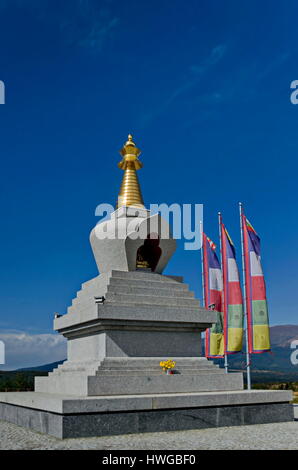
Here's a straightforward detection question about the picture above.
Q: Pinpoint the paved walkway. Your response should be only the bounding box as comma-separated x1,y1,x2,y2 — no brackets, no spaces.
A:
0,420,297,450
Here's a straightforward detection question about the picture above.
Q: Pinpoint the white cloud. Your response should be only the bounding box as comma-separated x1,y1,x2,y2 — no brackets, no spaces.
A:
139,43,228,127
189,44,227,76
169,44,228,103
76,16,119,50
0,331,66,370
0,0,120,53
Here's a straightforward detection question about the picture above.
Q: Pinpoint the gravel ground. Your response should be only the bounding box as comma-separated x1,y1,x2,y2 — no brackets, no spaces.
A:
0,420,297,450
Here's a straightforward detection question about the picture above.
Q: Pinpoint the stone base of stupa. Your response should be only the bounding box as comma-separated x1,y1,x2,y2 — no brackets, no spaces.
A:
0,389,293,439
0,270,294,438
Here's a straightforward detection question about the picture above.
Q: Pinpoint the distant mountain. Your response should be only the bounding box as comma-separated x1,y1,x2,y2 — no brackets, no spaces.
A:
211,324,298,382
18,360,65,372
270,325,298,348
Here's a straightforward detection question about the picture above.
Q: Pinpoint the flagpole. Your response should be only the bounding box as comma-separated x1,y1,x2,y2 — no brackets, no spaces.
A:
200,221,205,309
239,202,252,390
218,212,228,374
200,221,207,358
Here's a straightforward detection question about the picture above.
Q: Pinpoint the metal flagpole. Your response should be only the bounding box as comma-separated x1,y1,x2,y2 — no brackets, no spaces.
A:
200,221,207,357
239,202,252,390
200,221,205,309
218,212,228,374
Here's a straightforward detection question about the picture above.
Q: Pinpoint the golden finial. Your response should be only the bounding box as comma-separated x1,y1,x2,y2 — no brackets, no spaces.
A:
117,134,145,209
118,133,142,168
127,134,134,144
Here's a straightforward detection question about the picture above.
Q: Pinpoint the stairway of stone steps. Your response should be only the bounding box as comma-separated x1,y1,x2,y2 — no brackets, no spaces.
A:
48,360,101,377
94,357,223,377
67,269,200,315
112,270,183,282
98,358,218,367
95,368,223,376
48,356,222,379
106,284,194,297
104,292,200,308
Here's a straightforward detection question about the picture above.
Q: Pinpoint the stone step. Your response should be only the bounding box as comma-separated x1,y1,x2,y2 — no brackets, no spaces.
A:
87,372,244,396
78,274,185,299
100,358,217,368
95,369,223,376
106,284,195,298
71,284,195,310
35,375,89,396
49,366,223,378
104,292,200,307
111,270,183,283
52,366,99,375
98,364,220,371
53,361,220,376
49,369,97,377
108,277,189,291
66,302,98,316
56,364,98,372
61,302,213,328
71,291,103,308
50,372,97,378
75,284,108,300
57,360,102,369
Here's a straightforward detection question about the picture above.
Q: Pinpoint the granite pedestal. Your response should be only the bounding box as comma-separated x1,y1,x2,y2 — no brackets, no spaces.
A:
0,390,293,439
0,270,294,438
0,207,294,437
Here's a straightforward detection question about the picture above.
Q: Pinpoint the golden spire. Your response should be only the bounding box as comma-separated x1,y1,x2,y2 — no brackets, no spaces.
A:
117,134,145,209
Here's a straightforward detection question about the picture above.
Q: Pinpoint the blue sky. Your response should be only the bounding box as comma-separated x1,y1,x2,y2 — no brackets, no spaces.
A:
0,0,297,368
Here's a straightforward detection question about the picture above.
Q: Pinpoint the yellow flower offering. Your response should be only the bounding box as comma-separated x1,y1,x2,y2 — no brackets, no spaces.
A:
159,359,176,371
